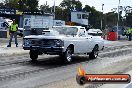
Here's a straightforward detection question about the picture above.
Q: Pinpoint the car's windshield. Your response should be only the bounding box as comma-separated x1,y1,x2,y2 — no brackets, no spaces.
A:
52,27,78,36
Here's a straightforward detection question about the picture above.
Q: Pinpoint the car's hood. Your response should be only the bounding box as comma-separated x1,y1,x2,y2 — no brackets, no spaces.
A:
24,35,66,40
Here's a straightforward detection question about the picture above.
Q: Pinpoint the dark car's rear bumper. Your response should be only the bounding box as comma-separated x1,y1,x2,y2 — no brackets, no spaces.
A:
23,46,64,55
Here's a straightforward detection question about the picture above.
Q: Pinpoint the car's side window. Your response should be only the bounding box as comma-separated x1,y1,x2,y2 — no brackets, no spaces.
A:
79,30,86,37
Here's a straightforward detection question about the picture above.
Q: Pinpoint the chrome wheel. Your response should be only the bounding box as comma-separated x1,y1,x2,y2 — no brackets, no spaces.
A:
63,47,73,63
66,48,72,62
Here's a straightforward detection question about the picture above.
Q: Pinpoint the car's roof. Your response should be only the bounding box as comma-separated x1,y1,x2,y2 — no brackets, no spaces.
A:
53,25,85,29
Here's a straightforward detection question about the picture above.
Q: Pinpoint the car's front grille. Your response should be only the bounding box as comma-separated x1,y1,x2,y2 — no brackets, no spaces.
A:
31,39,55,46
43,40,54,45
31,40,41,45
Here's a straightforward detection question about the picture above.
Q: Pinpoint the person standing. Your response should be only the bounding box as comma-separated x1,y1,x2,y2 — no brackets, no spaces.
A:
126,27,132,41
7,19,18,47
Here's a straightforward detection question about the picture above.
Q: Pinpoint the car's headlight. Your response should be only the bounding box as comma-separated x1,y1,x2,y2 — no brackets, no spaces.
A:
23,39,31,46
54,40,64,47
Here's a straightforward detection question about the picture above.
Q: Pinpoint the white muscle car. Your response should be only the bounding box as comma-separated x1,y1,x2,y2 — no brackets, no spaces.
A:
23,26,104,63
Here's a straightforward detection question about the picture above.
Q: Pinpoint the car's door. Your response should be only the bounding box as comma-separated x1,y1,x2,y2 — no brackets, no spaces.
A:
85,35,95,53
75,29,90,53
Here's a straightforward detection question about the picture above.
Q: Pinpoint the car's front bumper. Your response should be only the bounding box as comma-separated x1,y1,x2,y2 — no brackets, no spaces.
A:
23,45,64,55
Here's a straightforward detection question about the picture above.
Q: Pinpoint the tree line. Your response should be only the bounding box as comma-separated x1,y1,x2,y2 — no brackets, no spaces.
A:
0,0,131,29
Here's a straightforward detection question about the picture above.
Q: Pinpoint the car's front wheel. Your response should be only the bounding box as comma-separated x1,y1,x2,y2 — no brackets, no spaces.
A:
61,47,73,63
89,45,99,59
30,50,38,61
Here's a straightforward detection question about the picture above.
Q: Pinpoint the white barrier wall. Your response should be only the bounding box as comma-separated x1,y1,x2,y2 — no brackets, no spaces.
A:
23,15,54,29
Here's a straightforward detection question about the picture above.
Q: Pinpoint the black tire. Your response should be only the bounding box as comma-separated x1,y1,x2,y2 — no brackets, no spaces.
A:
89,45,99,59
62,47,73,63
76,75,86,85
30,50,38,61
19,33,23,37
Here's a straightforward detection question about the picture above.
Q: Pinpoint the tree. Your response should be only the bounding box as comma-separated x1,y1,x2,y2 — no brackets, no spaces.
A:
40,4,48,12
60,0,82,21
39,3,52,13
60,0,82,11
126,13,132,27
3,0,39,11
26,0,38,11
17,0,26,11
83,5,102,29
4,0,19,9
83,5,96,12
123,6,132,27
54,6,64,20
105,12,118,27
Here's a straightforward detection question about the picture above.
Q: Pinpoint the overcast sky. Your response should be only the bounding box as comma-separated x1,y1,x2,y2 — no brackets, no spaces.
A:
39,0,132,14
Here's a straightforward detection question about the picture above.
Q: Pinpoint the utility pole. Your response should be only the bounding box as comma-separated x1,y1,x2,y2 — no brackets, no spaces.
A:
54,0,55,18
101,4,104,30
117,0,120,40
53,0,55,26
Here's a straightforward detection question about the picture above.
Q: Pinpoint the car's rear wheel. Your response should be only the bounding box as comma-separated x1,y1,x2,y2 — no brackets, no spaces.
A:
89,45,99,59
30,50,38,61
